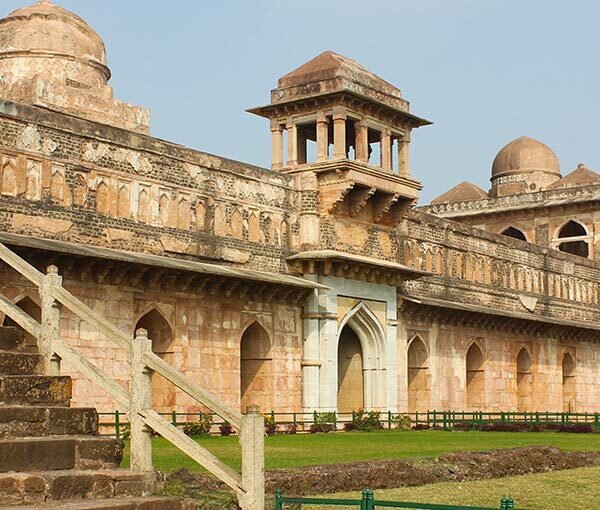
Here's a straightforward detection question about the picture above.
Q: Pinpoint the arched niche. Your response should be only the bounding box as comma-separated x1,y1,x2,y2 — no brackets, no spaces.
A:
466,343,484,410
516,347,532,412
562,351,576,412
135,308,174,411
240,321,272,413
556,220,589,258
337,303,387,411
2,296,41,353
337,325,364,413
407,336,429,413
501,226,527,241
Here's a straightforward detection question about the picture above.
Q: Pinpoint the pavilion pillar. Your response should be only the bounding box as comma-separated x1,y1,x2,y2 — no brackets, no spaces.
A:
398,131,410,177
333,109,347,160
316,112,329,162
355,120,369,163
286,120,298,167
381,129,392,170
270,121,283,170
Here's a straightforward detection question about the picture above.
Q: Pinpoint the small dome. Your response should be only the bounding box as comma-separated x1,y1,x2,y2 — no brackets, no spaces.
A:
491,136,560,179
431,181,488,204
0,0,109,81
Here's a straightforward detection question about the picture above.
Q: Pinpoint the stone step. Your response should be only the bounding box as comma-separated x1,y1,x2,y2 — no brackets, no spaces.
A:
0,374,71,406
0,436,123,472
0,327,26,352
0,405,98,438
0,351,41,375
0,496,188,510
0,469,161,506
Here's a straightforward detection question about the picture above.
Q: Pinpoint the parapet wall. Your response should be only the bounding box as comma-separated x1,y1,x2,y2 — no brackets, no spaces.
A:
401,210,600,325
0,100,299,273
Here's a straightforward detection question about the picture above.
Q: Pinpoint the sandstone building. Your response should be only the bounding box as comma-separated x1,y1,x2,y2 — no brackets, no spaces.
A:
0,0,599,419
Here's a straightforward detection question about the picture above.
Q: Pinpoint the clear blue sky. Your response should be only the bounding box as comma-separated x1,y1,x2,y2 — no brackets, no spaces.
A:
4,1,600,204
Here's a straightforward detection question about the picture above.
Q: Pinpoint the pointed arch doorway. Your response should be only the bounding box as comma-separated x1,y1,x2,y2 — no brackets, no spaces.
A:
336,303,387,412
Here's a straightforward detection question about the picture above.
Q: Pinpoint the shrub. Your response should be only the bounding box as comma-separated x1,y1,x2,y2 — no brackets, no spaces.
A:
284,424,297,434
412,423,430,430
310,412,337,433
263,414,277,435
343,422,356,431
391,414,412,430
219,421,234,436
182,413,213,437
351,410,383,431
558,423,593,434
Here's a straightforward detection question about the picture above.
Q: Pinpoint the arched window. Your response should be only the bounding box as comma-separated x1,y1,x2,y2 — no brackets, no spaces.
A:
337,325,364,413
466,343,484,409
2,297,41,353
135,309,174,411
407,337,429,413
501,226,527,241
240,322,272,413
516,348,532,412
557,221,590,258
562,352,576,412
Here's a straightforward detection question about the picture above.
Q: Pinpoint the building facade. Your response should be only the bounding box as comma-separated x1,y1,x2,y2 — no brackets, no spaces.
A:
0,1,599,417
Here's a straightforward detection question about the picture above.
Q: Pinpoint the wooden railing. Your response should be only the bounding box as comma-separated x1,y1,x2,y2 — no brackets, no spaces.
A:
0,242,264,510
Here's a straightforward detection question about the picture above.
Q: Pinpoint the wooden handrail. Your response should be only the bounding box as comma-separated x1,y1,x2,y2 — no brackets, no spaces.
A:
143,351,243,430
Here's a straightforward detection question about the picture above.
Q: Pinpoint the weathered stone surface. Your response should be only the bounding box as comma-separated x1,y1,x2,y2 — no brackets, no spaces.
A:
0,375,72,406
0,497,183,510
0,406,98,438
0,437,76,472
74,437,123,469
0,327,26,352
0,351,40,375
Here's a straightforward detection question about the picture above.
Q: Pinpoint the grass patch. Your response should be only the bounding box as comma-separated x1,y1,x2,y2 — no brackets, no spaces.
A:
320,465,600,509
121,429,600,472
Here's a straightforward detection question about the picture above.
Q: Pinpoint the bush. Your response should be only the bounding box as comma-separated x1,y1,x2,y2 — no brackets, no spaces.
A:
284,424,297,434
412,423,430,430
263,414,277,436
391,414,412,430
558,423,594,433
343,422,356,431
182,413,213,437
351,410,383,431
219,421,234,436
310,412,336,433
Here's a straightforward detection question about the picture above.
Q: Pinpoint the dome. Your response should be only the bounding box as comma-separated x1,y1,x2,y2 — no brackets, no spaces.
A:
0,0,110,85
491,136,560,179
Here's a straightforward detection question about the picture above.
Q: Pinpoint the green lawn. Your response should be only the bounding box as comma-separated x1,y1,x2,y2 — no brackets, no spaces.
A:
121,429,600,472
322,465,600,509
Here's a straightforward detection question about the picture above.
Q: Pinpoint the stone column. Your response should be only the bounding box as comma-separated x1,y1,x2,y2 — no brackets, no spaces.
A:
297,129,307,165
316,112,329,162
333,109,347,160
398,131,410,176
270,121,283,170
286,120,298,167
319,288,339,411
381,129,392,170
302,280,321,413
355,120,369,163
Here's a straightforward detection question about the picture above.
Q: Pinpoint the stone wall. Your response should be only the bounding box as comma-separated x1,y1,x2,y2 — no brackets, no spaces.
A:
0,100,299,274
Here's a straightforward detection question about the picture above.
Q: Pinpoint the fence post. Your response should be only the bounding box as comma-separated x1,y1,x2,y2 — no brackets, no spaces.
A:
115,410,120,439
172,410,177,427
388,411,392,429
240,404,264,510
361,489,374,510
129,328,153,472
274,489,283,510
39,265,62,376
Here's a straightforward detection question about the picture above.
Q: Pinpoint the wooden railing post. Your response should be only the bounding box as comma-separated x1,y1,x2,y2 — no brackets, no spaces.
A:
240,405,264,510
40,265,62,376
130,328,153,472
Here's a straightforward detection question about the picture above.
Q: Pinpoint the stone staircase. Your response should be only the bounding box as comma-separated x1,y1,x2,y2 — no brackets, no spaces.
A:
0,325,187,509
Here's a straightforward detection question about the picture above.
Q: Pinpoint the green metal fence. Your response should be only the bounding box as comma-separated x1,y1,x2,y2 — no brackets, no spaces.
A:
275,489,515,510
97,409,600,438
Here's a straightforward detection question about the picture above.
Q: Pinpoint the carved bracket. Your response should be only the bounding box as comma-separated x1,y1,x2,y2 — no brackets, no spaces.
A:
348,187,376,217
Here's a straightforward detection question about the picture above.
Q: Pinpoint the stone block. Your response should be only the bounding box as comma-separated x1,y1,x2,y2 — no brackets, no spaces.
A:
0,375,72,406
0,327,26,352
75,437,123,469
0,437,76,472
0,352,41,375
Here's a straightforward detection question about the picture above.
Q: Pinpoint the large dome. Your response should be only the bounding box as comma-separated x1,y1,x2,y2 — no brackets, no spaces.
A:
491,136,560,178
0,0,110,86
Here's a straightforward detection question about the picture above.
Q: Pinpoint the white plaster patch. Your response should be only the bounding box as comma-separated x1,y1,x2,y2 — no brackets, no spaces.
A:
17,125,41,151
519,295,538,312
